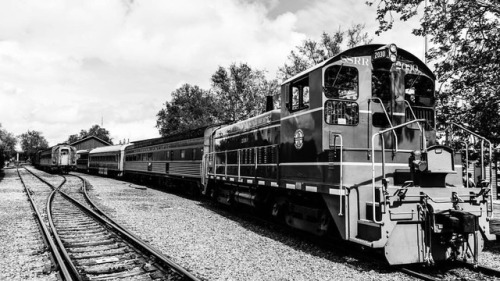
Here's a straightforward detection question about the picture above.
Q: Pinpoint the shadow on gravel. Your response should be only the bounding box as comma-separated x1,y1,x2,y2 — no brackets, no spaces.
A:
193,198,396,275
485,240,500,254
110,179,399,275
0,169,4,184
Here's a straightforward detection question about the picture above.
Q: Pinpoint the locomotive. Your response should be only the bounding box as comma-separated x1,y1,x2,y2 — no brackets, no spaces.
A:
33,144,77,173
79,43,495,265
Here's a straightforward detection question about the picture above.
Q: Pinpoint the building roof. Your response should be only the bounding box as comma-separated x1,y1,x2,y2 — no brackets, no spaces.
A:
70,135,112,146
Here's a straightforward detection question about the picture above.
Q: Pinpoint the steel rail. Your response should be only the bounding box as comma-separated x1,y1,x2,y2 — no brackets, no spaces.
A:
17,168,74,281
459,261,500,278
398,266,441,281
66,174,201,281
43,181,84,281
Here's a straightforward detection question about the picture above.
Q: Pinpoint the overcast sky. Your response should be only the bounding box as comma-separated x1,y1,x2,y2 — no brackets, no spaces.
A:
0,0,425,147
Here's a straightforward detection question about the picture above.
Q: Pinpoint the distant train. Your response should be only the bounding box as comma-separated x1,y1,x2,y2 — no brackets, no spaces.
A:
34,144,77,173
76,44,496,266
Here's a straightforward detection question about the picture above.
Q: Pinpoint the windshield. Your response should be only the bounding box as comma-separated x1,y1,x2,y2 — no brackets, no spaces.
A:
372,70,391,102
404,74,434,107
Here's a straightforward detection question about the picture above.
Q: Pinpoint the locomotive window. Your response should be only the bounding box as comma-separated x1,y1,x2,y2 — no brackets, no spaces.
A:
404,74,435,107
372,70,391,102
288,76,309,112
290,86,310,111
324,65,359,99
324,100,359,125
180,150,185,159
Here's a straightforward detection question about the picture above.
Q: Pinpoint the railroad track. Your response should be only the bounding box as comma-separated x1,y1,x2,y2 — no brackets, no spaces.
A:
197,195,500,281
398,261,500,281
20,167,201,281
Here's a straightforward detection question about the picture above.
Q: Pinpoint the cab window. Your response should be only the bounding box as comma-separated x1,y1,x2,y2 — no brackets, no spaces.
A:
288,76,309,111
324,65,358,99
404,74,434,107
324,100,359,125
372,70,391,102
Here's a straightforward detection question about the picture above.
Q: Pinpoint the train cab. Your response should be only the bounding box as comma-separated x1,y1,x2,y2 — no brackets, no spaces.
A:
279,44,495,265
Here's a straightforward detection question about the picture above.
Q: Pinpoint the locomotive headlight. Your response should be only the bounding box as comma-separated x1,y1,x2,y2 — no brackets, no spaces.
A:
390,54,397,62
389,44,397,53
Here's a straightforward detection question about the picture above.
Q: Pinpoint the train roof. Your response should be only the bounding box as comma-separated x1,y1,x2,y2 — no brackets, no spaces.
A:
282,43,435,85
89,144,133,154
39,144,75,153
130,125,215,149
215,109,281,138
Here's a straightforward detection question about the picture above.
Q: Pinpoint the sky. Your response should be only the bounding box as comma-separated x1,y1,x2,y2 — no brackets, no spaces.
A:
0,0,426,148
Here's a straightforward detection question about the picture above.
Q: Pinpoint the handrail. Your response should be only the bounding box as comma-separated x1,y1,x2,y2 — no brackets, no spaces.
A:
329,133,344,216
449,122,494,220
368,98,399,153
402,100,426,151
371,119,427,224
402,100,423,134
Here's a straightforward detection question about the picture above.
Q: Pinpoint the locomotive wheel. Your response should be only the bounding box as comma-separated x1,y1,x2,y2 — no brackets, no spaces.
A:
318,210,331,236
271,202,280,217
270,198,285,222
210,187,217,199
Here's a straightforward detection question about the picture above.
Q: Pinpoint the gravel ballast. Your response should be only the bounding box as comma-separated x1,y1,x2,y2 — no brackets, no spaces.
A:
79,173,415,281
0,168,58,281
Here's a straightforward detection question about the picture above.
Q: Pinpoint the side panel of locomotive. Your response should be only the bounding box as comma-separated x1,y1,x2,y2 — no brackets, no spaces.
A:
204,110,281,205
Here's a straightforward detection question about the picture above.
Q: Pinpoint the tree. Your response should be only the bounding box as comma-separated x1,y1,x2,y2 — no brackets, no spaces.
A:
0,125,17,155
278,25,372,79
367,0,500,142
0,124,17,165
211,63,279,123
156,64,280,136
19,130,49,160
67,125,113,144
67,134,79,144
156,84,221,136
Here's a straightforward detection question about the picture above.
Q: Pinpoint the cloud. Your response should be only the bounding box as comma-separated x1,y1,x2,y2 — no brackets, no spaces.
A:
0,0,307,145
0,0,428,146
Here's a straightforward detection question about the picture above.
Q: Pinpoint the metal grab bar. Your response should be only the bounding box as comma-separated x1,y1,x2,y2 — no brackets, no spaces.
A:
371,119,428,224
402,100,424,134
329,133,344,216
449,122,494,220
368,98,399,153
402,100,427,151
